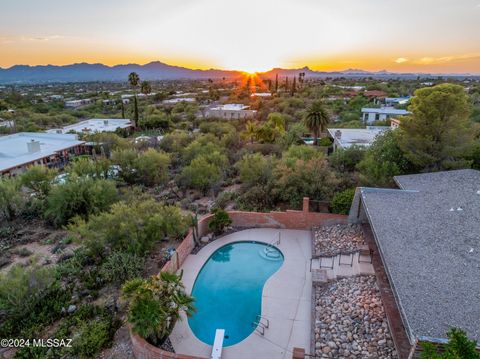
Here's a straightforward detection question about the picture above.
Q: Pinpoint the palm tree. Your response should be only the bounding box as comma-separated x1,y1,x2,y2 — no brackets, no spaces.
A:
140,80,152,95
128,72,140,127
303,100,330,145
242,120,257,143
123,271,195,346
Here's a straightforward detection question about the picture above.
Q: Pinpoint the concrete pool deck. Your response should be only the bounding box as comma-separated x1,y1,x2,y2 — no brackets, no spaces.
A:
170,228,312,359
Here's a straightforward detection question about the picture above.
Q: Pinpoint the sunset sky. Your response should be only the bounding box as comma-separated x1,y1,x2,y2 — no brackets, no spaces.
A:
1,0,480,73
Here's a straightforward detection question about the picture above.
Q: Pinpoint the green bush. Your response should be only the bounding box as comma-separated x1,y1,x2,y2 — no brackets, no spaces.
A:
208,208,233,235
318,137,333,146
331,189,356,214
0,177,24,221
0,265,70,338
100,251,144,286
45,177,118,227
421,327,479,359
70,199,189,257
123,272,194,346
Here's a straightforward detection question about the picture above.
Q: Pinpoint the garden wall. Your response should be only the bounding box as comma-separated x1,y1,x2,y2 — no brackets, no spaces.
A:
130,331,208,359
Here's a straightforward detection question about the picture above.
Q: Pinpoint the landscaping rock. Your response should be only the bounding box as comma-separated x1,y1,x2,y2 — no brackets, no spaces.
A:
313,224,366,257
314,275,397,358
67,304,77,314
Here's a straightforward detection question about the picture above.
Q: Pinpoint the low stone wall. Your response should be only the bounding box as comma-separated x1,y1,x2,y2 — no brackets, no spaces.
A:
130,331,207,359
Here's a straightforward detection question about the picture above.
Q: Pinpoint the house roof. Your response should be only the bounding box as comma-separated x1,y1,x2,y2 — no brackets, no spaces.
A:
327,127,388,148
0,132,85,172
361,107,410,115
364,90,387,97
45,119,132,134
352,169,480,342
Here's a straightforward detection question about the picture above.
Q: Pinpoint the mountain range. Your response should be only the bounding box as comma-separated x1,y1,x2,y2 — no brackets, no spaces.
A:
0,61,477,84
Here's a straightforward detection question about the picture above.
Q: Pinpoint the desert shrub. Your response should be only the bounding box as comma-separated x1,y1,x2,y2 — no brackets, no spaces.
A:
100,251,144,286
208,208,233,235
70,199,189,257
318,137,333,146
331,188,356,214
420,327,479,359
329,146,366,172
45,177,118,227
0,177,24,221
20,165,57,197
0,265,69,337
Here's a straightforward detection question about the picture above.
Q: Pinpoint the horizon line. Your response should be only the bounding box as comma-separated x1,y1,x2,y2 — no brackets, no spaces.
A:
1,60,479,77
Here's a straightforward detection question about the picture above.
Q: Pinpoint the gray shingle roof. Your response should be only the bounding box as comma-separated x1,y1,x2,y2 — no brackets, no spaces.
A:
356,169,480,342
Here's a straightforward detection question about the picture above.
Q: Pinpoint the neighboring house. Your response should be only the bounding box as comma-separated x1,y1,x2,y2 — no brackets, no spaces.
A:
349,169,480,357
205,104,257,119
250,92,272,98
327,127,388,151
361,107,410,124
0,119,14,128
65,98,93,108
0,132,85,176
46,119,133,135
163,98,196,105
385,96,411,106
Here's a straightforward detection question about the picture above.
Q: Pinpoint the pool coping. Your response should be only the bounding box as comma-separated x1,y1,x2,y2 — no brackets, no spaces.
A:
169,228,312,359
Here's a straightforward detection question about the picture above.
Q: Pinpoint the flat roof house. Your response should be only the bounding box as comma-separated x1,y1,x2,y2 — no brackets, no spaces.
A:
0,132,85,176
327,127,388,151
205,104,257,120
46,119,132,134
385,97,411,106
349,169,480,357
65,98,93,108
361,107,410,124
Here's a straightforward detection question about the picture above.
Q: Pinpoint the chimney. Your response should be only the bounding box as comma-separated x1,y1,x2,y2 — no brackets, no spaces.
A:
27,139,41,153
104,119,109,125
335,130,342,139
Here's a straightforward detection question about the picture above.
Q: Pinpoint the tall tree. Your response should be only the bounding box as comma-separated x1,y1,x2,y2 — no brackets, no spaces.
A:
275,74,279,93
140,80,152,95
291,76,297,96
128,72,140,127
303,101,330,145
398,83,473,171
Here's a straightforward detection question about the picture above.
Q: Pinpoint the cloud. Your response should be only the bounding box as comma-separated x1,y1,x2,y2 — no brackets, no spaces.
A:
415,53,480,65
21,35,64,42
395,57,409,64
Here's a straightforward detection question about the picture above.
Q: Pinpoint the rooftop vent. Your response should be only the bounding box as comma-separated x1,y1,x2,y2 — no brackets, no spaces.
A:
334,130,342,139
27,139,41,153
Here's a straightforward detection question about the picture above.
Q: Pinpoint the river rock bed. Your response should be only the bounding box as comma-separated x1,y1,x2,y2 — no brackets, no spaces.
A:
313,224,366,257
314,275,397,358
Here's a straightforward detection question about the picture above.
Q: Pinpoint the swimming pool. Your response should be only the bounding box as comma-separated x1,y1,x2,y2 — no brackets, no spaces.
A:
188,241,284,347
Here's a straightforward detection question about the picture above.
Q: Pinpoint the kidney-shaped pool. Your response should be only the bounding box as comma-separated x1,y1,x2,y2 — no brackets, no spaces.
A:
188,241,284,346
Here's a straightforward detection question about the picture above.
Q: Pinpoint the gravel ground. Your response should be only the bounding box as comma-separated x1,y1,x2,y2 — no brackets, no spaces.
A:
314,275,397,359
313,224,366,257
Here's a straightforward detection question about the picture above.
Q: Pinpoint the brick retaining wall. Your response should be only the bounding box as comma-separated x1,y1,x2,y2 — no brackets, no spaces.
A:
130,331,207,359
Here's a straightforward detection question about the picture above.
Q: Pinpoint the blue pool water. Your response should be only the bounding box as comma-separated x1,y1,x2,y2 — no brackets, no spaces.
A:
188,241,284,346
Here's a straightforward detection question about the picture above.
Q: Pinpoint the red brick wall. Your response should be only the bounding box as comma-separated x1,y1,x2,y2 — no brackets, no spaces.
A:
130,331,207,359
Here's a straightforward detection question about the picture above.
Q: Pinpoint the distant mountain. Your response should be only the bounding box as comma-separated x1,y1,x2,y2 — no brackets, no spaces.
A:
0,61,478,84
0,61,242,84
